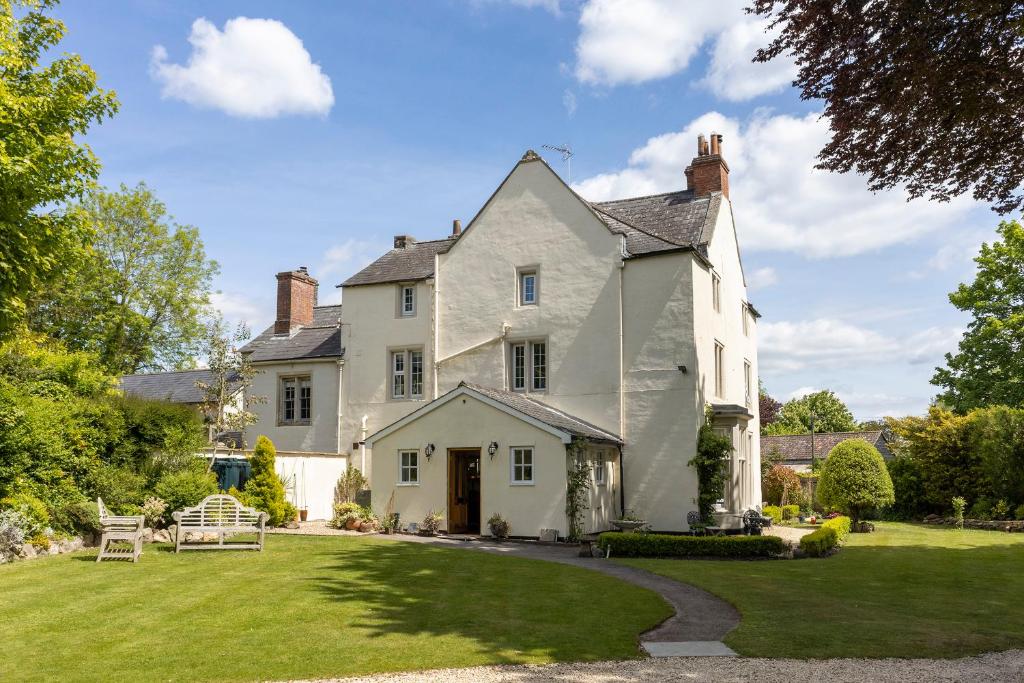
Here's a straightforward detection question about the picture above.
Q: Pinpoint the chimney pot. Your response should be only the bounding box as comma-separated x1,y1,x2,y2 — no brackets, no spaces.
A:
274,268,318,335
710,132,720,156
452,219,462,237
684,133,730,199
697,134,707,156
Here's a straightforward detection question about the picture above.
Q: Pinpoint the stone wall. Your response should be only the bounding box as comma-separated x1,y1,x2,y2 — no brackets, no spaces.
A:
923,514,1024,532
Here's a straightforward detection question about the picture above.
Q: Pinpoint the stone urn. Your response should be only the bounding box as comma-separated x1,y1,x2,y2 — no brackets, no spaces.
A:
610,519,647,532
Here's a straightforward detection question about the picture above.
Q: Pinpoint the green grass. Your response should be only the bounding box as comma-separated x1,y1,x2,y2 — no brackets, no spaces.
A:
618,522,1024,659
0,535,670,683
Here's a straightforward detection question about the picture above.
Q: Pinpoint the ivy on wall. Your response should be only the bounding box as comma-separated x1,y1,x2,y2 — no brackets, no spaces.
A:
565,439,592,542
688,406,732,522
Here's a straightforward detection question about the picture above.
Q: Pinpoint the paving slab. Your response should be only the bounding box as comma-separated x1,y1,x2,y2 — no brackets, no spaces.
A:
641,641,736,657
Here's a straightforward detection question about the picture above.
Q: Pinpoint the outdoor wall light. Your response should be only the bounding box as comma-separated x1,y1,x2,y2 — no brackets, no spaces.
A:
487,441,499,458
424,443,435,461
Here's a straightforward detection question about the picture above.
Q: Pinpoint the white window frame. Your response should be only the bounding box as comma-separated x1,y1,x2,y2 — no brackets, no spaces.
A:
714,341,725,398
389,348,424,400
398,450,419,485
742,303,749,336
509,339,547,393
594,452,606,486
397,284,416,317
744,359,752,407
712,272,721,313
518,267,539,306
278,374,312,426
510,446,534,485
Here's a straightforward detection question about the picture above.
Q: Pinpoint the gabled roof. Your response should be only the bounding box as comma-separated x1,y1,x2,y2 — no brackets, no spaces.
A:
339,151,724,287
240,304,344,363
366,381,622,446
341,239,452,287
761,431,893,463
119,369,240,405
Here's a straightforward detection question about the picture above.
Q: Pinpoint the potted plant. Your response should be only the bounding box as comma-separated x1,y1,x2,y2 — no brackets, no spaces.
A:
611,510,648,533
487,513,510,541
420,510,443,536
299,508,308,522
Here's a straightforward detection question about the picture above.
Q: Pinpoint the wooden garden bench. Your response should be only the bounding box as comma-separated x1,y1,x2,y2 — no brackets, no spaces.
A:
96,497,145,563
172,494,269,553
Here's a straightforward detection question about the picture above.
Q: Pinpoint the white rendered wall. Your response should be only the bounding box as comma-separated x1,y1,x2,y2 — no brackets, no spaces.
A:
276,453,348,521
243,359,342,454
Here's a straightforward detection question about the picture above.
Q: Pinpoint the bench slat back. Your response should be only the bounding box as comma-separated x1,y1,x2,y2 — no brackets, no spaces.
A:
176,494,264,528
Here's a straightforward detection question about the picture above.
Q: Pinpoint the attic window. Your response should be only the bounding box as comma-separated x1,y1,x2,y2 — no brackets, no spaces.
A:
398,284,416,317
518,268,538,306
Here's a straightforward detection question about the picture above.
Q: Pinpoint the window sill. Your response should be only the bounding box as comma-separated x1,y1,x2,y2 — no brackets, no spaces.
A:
277,422,312,427
396,482,420,487
510,481,535,487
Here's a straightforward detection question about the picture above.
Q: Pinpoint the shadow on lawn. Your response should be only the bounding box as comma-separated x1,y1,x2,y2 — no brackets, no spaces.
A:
310,539,641,665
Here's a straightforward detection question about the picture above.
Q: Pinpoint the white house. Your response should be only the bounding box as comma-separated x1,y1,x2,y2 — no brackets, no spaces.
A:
242,135,761,534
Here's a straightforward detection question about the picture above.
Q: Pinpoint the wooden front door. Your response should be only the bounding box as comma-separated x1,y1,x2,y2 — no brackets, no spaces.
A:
448,449,481,534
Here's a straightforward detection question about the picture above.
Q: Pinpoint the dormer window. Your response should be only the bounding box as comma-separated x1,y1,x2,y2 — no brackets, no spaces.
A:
398,284,416,317
518,268,538,306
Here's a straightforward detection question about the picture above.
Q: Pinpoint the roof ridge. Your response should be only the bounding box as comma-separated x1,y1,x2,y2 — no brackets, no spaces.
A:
461,381,621,441
764,430,882,438
592,189,702,205
121,368,211,378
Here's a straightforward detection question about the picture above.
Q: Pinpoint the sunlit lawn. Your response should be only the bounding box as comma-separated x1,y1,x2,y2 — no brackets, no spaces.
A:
619,522,1024,658
1,535,670,683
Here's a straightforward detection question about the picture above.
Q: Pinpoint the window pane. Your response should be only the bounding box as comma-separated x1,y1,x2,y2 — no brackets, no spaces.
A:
282,378,296,421
402,286,414,314
521,273,536,304
532,342,546,390
512,344,525,390
410,350,423,397
392,352,406,398
299,378,311,420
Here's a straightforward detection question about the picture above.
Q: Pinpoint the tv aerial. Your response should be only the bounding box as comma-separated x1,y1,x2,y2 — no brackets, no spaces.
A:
542,143,574,184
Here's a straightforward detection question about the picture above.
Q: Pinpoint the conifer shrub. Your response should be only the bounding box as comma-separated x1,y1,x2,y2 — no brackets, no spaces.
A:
241,436,289,526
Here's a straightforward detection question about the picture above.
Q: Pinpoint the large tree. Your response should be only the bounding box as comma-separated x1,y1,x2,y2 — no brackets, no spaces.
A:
759,380,782,434
932,220,1024,411
0,0,119,337
30,183,218,374
750,0,1024,214
765,389,857,435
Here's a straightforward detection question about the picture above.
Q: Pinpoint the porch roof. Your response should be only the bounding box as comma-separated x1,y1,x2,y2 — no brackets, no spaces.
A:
365,381,623,446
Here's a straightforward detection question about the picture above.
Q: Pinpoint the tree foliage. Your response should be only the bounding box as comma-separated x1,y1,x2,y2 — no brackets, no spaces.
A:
762,463,801,506
932,220,1024,411
0,0,119,337
817,440,894,524
30,182,218,374
758,381,782,434
196,317,263,446
750,0,1024,214
242,435,289,526
765,390,857,435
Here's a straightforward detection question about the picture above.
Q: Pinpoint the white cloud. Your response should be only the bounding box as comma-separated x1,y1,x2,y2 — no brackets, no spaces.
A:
316,238,390,303
747,266,778,290
210,290,271,336
562,89,577,117
573,110,977,257
573,0,792,101
758,317,963,374
151,17,334,118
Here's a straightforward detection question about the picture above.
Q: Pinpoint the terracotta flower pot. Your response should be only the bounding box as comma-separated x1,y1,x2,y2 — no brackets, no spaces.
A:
299,509,308,522
345,519,359,530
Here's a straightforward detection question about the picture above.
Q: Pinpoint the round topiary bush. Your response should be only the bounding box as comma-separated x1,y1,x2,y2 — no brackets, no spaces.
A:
817,439,895,526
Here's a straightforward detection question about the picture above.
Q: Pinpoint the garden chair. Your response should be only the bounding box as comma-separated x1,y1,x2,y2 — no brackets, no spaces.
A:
96,497,145,563
686,510,708,536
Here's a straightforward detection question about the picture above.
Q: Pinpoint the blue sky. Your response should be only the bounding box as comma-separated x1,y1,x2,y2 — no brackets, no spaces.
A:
56,0,999,419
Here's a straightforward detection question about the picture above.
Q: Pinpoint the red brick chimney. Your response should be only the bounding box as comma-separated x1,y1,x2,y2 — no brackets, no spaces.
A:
274,267,318,335
684,132,729,199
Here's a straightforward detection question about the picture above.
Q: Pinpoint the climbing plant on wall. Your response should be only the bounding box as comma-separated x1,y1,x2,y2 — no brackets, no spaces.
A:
688,406,732,523
565,439,592,542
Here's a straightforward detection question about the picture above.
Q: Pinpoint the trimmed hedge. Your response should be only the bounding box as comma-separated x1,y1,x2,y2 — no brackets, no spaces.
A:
782,504,800,521
598,532,786,558
762,505,782,524
799,516,851,557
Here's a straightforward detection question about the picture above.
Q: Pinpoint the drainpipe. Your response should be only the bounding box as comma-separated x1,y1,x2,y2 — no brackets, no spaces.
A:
360,415,368,473
617,250,626,517
617,444,625,518
336,359,345,454
432,254,440,399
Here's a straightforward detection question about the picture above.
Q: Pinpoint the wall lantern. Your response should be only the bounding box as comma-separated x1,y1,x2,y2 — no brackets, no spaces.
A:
487,441,499,458
424,443,435,461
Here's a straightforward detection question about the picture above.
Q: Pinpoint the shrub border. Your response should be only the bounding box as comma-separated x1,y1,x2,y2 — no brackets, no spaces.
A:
799,516,851,557
597,532,787,559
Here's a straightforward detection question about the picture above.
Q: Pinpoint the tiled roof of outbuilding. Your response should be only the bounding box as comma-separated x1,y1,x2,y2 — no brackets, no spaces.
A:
240,304,344,363
761,431,894,464
120,369,240,404
460,382,622,444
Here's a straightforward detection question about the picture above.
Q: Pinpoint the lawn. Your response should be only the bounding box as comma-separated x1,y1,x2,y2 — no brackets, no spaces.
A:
618,522,1024,659
1,535,670,683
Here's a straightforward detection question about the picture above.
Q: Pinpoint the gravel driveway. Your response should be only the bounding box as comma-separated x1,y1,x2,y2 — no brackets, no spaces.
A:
293,650,1024,682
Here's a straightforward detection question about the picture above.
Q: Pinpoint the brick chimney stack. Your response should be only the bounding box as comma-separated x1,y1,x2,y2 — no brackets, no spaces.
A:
275,267,318,335
685,132,729,199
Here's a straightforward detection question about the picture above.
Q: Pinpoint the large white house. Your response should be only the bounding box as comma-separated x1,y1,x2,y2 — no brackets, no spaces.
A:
242,135,761,534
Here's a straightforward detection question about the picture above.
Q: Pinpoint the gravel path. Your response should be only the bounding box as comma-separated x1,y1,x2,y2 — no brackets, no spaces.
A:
764,525,813,545
291,650,1024,682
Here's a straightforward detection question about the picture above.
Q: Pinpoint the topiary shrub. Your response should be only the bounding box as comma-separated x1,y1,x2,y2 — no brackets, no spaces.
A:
763,463,802,506
598,532,786,558
799,515,851,557
762,505,782,524
154,469,218,520
241,436,289,526
817,440,894,526
782,504,800,521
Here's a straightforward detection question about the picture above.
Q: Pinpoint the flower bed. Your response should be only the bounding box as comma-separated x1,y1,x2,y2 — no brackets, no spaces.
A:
799,515,851,557
597,532,786,558
923,514,1024,532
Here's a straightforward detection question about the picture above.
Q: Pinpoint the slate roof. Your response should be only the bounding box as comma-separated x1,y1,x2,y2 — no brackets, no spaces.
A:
341,239,452,287
460,381,622,443
761,431,894,464
119,369,240,404
240,304,344,363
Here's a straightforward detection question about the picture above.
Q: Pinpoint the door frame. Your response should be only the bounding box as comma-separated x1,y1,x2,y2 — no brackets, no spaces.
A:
447,447,481,534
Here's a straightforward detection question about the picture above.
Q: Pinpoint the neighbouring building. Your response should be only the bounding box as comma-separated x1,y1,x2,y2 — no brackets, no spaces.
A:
761,430,894,474
242,136,762,535
119,368,244,444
